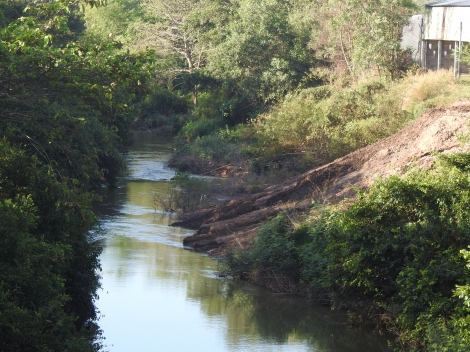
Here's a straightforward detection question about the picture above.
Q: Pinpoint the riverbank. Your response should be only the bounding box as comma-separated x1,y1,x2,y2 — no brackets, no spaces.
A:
173,99,470,350
96,132,393,352
176,99,470,254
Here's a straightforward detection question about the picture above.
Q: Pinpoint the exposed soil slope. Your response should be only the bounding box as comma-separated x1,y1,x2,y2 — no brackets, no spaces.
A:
174,99,470,254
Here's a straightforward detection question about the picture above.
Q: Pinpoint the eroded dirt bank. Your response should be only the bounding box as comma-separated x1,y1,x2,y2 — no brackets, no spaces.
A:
173,100,470,254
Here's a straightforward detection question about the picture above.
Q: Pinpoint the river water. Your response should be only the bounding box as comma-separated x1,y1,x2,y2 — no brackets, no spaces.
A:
94,132,392,352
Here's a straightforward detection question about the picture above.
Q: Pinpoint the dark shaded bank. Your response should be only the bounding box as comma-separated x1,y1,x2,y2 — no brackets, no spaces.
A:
0,1,153,349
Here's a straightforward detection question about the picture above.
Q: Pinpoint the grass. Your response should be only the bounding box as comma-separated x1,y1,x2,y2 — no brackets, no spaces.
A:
399,70,470,116
171,69,470,190
249,70,470,172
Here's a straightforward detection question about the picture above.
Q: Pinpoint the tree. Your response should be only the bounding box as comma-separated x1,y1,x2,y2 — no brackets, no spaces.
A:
84,0,144,45
206,0,317,103
137,0,203,105
136,0,231,104
0,0,154,349
0,141,102,351
325,0,416,80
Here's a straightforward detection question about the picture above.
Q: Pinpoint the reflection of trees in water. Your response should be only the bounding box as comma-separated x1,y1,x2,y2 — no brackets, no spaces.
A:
97,132,392,351
103,236,212,282
249,294,393,352
101,223,392,351
193,280,393,352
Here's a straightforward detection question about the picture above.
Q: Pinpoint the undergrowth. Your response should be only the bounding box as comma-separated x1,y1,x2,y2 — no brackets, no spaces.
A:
154,172,214,213
250,70,470,171
172,70,470,178
221,152,470,351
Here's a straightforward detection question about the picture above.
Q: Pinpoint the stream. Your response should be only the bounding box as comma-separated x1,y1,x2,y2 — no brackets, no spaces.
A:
94,132,393,352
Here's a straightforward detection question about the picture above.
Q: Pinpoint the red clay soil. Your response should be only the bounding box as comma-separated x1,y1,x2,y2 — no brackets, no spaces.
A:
173,99,470,254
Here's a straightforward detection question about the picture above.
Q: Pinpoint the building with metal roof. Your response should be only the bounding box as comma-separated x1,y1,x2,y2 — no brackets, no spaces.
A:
421,0,470,74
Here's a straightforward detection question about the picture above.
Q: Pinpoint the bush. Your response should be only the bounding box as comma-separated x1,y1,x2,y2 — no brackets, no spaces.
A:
135,89,189,134
247,71,470,175
180,118,224,141
223,156,470,350
154,172,213,213
252,79,412,169
0,142,102,351
222,213,308,294
461,43,470,65
141,88,188,116
191,134,238,163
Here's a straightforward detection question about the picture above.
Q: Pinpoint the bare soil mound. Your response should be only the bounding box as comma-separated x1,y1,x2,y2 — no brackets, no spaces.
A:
174,99,470,254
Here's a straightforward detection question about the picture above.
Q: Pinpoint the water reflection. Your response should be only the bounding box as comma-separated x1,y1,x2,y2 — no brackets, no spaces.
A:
95,132,392,352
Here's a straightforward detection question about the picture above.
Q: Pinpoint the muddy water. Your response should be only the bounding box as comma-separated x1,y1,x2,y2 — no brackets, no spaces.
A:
94,132,392,352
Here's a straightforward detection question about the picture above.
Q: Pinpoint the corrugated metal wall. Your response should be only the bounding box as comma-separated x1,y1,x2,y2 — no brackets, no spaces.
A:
424,7,470,41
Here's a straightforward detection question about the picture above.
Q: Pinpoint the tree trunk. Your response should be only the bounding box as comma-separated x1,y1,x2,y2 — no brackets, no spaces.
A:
192,85,198,106
185,51,198,106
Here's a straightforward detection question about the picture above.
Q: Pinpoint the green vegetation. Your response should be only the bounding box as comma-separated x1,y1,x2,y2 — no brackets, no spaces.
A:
222,155,470,350
0,0,154,349
85,0,470,350
461,44,470,66
84,0,418,176
154,172,214,213
250,71,470,171
83,0,470,180
3,0,470,349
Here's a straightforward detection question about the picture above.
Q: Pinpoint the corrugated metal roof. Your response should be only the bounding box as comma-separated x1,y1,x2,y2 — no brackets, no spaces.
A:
426,0,470,7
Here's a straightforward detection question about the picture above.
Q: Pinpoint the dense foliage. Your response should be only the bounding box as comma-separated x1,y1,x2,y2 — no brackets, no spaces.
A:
3,0,467,349
83,0,419,174
222,157,470,350
0,0,153,349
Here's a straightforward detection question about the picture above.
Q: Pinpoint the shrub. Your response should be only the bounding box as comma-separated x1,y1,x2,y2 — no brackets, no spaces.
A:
223,156,470,350
135,89,189,134
252,79,412,168
154,172,213,213
461,43,470,65
180,118,224,141
191,134,237,163
0,142,102,351
221,213,307,294
247,70,470,175
140,88,188,116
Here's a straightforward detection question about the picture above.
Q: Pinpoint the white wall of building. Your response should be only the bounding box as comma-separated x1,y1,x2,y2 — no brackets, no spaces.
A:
424,7,470,41
402,15,423,60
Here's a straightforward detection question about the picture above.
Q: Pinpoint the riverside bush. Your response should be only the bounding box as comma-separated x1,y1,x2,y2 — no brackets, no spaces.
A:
154,172,215,213
192,135,238,163
249,71,470,173
171,71,470,177
180,118,225,141
0,142,102,351
222,157,470,350
170,124,249,173
252,79,413,167
222,213,309,294
0,1,155,348
135,89,189,133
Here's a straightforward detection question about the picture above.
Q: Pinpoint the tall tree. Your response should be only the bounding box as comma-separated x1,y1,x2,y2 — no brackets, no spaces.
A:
207,0,317,102
325,0,416,80
136,0,231,104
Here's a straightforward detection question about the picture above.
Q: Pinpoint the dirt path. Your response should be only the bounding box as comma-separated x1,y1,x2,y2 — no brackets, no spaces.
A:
173,99,470,254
